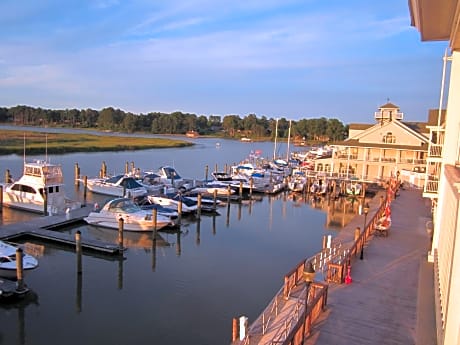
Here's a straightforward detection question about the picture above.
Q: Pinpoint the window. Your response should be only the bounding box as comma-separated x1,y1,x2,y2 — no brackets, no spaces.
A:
383,132,396,143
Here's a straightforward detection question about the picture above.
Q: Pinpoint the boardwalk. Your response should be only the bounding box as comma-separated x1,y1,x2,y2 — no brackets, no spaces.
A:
305,188,436,345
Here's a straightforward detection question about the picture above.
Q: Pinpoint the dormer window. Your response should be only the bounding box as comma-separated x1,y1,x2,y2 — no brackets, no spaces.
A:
383,132,396,143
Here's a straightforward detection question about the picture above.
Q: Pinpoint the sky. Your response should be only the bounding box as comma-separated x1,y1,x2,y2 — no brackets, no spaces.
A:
0,0,449,124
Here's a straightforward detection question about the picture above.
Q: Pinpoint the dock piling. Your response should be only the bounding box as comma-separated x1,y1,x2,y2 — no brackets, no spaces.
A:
76,230,82,274
118,218,124,251
74,163,80,186
16,248,25,290
197,194,202,219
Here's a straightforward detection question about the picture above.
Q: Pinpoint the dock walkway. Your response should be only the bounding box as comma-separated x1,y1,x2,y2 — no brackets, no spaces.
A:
304,188,436,345
0,205,122,254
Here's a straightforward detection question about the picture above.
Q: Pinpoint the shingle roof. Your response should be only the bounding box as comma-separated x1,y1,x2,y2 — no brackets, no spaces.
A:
379,102,399,109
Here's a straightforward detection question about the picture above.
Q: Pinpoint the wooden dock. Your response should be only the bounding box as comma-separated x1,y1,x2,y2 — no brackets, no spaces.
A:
0,205,122,255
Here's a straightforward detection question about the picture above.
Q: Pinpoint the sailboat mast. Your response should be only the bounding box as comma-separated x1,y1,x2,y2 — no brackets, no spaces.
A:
273,118,279,160
286,120,292,161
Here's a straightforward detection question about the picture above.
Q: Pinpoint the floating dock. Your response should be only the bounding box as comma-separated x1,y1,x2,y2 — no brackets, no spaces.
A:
0,205,122,255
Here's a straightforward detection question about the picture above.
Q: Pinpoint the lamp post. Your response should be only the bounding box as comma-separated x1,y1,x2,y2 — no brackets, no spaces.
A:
360,204,369,260
303,261,316,302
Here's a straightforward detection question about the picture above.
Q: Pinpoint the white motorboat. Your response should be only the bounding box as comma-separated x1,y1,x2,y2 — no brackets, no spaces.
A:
288,170,307,192
346,181,362,196
190,181,235,196
84,198,175,232
86,175,148,198
156,166,193,191
0,241,39,279
1,160,81,215
146,194,198,214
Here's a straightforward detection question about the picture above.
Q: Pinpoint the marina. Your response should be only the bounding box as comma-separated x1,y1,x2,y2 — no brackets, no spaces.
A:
0,135,357,345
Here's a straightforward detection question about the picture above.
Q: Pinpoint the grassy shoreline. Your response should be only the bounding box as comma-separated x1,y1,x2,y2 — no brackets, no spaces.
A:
0,129,193,155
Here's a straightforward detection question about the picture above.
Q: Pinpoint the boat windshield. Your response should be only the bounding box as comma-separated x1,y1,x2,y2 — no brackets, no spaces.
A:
108,199,142,213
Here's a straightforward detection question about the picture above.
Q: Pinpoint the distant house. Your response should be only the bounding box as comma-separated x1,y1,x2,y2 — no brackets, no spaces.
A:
186,130,199,138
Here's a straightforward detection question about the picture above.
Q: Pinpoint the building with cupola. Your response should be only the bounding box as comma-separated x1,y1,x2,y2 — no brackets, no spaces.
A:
313,102,431,188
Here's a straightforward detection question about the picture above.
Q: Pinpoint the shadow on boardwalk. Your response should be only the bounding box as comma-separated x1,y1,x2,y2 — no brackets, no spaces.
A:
305,188,437,345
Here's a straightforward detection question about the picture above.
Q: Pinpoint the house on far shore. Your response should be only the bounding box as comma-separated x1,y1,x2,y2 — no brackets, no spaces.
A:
311,102,432,188
185,130,199,138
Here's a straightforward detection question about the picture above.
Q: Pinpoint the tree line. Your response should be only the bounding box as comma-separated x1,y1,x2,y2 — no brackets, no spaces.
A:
0,105,348,142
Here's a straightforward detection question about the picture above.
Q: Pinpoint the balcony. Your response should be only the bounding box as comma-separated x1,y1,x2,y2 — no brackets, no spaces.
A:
423,176,439,198
429,144,443,158
374,111,403,120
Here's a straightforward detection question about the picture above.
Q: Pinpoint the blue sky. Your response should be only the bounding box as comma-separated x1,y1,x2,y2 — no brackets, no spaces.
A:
0,0,448,123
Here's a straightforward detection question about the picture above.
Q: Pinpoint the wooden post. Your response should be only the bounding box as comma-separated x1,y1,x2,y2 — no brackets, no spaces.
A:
197,193,202,219
131,161,135,174
249,177,253,197
125,161,129,175
5,169,12,183
205,165,209,181
74,163,80,186
0,185,3,212
43,188,48,216
354,227,361,246
76,230,82,274
102,161,107,178
239,181,243,200
232,318,239,342
118,218,124,251
213,189,217,210
227,185,231,204
178,199,182,225
215,163,218,174
16,248,24,290
322,235,327,250
152,208,158,234
83,176,87,206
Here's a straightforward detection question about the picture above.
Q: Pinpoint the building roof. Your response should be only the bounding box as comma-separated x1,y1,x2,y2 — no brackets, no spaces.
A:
409,0,460,49
426,109,446,126
378,102,399,109
348,123,373,130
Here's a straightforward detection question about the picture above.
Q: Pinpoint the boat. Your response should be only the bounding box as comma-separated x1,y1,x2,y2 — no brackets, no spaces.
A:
346,181,362,196
84,198,175,232
135,173,166,194
0,240,39,279
155,166,193,191
189,181,235,196
1,160,81,215
288,170,307,192
310,179,327,196
145,194,198,214
85,174,148,198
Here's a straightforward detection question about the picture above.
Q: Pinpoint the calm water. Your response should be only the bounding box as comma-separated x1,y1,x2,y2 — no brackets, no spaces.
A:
0,130,355,345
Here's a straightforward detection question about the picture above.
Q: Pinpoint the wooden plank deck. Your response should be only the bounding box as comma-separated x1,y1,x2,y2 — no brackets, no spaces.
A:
0,205,122,254
304,188,436,345
231,188,436,345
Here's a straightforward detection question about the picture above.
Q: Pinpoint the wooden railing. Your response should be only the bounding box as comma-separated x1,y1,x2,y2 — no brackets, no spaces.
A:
270,282,328,345
325,194,388,284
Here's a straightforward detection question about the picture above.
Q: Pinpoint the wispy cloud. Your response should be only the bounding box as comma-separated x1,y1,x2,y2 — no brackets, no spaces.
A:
0,0,447,121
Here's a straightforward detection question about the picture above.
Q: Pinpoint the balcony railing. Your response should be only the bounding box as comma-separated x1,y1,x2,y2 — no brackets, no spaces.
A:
429,144,443,158
423,178,439,195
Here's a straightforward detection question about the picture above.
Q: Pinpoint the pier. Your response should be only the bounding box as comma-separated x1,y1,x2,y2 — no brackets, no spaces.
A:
0,205,122,255
231,184,436,344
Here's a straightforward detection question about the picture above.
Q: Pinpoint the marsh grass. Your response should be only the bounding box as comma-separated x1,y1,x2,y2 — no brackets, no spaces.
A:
0,130,192,155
